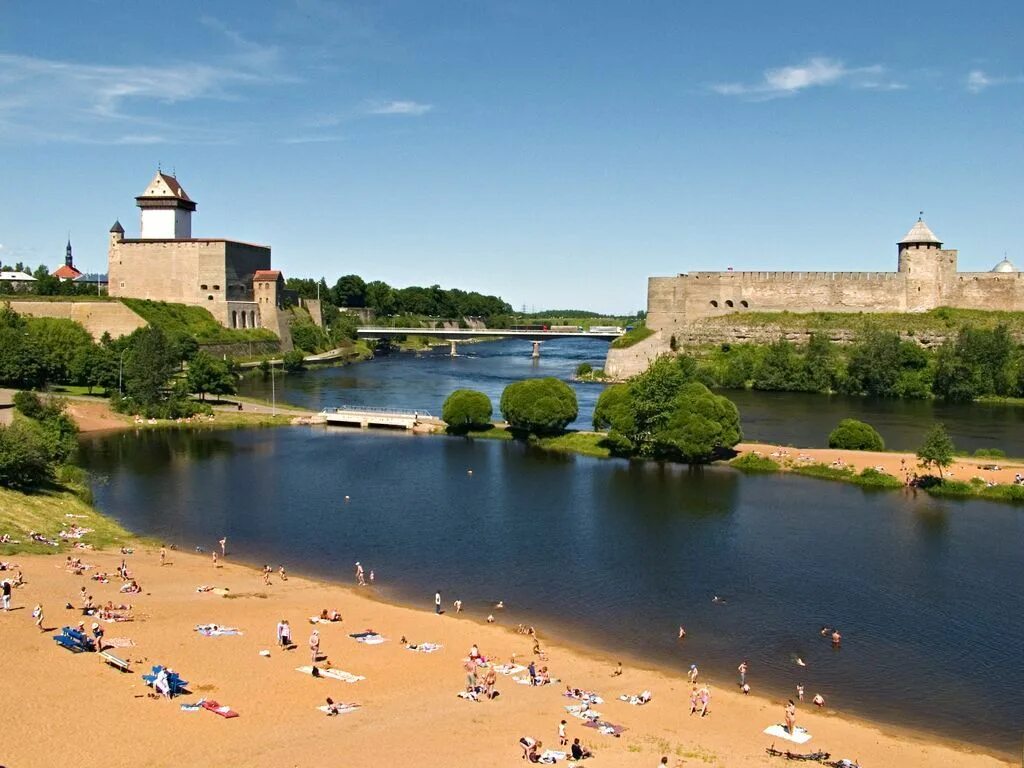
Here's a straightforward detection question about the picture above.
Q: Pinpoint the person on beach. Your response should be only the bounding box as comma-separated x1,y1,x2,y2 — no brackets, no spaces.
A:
796,684,804,701
737,660,748,686
369,569,375,584
785,700,797,734
813,693,825,707
435,590,442,614
486,614,495,623
355,562,365,586
741,683,751,695
612,661,622,677
689,685,699,715
1,579,11,611
528,660,537,685
464,658,477,692
571,738,593,760
453,599,462,613
32,603,43,630
678,626,686,639
160,547,166,566
278,565,287,581
687,664,699,684
262,565,272,586
212,550,218,567
558,720,567,746
483,665,497,699
92,621,105,652
699,685,711,717
277,619,290,647
219,537,227,557
309,629,320,663
154,667,172,699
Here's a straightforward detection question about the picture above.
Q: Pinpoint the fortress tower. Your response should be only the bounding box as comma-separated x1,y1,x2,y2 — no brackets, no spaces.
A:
136,172,196,239
896,217,958,311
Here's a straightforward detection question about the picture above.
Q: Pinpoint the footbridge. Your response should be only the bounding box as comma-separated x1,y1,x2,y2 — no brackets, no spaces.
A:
322,405,433,430
356,327,624,358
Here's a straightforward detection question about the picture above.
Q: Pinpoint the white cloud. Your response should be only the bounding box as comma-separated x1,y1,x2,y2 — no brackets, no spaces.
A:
966,69,1024,93
711,58,902,100
281,134,345,144
366,100,433,116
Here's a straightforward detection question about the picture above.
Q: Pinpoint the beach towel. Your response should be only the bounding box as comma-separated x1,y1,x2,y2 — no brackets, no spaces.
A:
457,691,480,702
514,675,558,686
618,690,652,705
762,724,812,744
201,700,239,718
317,703,360,715
492,663,527,676
349,632,386,644
565,704,601,721
564,689,603,704
583,719,626,736
194,624,243,637
405,642,442,653
106,637,135,648
296,666,365,683
538,750,567,763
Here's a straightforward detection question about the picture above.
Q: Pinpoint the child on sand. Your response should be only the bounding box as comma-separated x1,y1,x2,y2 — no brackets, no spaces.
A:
32,604,43,630
558,719,567,746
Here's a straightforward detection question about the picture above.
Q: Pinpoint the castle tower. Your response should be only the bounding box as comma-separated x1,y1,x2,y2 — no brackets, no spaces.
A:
136,171,196,239
897,215,958,311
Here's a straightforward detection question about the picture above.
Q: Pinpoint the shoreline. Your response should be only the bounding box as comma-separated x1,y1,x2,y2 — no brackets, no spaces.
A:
1,541,1013,767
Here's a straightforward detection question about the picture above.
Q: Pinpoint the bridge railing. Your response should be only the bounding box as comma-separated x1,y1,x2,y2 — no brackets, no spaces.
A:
322,405,434,418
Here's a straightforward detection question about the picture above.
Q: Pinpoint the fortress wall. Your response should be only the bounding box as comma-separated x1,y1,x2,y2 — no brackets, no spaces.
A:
648,271,909,330
223,243,272,301
941,272,1024,311
12,301,147,340
110,240,227,304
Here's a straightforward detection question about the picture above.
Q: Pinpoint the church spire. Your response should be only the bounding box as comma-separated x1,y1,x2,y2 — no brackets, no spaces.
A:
65,237,73,268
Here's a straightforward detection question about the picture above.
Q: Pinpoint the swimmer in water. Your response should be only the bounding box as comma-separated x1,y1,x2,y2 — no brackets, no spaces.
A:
678,626,687,639
831,629,841,647
495,601,504,609
712,595,726,605
813,693,825,707
796,657,806,667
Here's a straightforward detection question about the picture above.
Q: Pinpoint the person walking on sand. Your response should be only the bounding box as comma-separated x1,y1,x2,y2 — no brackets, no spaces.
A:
435,590,442,615
278,565,287,581
699,685,711,717
212,550,218,567
737,660,748,687
32,603,43,630
1,579,11,611
309,629,320,663
689,685,698,715
687,664,699,684
784,699,797,734
558,719,567,746
355,562,365,586
160,547,166,566
277,619,290,648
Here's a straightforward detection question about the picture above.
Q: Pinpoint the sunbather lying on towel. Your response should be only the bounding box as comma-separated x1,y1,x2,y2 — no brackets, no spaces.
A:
618,690,652,705
565,687,603,704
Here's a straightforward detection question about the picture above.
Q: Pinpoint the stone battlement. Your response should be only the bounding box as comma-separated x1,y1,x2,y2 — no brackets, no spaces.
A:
682,271,901,281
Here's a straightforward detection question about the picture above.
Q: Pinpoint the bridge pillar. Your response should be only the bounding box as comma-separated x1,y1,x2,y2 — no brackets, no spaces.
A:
531,341,541,359
448,339,457,357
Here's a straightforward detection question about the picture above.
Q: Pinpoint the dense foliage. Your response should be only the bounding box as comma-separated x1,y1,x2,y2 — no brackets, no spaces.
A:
499,378,578,435
827,419,885,451
0,394,79,489
285,274,512,319
185,352,237,401
593,356,741,462
693,324,1024,402
441,389,493,432
282,350,306,372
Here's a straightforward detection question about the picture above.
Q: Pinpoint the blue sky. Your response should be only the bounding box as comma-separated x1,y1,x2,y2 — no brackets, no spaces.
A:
1,1,1021,313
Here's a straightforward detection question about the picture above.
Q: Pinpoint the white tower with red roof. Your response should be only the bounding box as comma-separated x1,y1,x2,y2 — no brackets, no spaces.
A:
136,171,196,239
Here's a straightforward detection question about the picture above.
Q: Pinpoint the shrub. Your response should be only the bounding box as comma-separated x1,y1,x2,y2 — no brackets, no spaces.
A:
0,420,53,489
13,390,45,420
730,453,780,472
827,419,885,451
973,448,1006,458
282,350,306,372
442,389,493,432
575,362,593,377
500,378,578,435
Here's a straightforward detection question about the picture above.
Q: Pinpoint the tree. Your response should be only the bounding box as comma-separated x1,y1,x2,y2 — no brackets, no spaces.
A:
649,381,742,462
365,281,398,315
332,275,367,307
753,339,802,391
282,350,306,372
186,351,236,401
0,419,53,489
499,378,578,435
121,326,176,409
442,389,493,432
828,419,885,451
917,423,955,478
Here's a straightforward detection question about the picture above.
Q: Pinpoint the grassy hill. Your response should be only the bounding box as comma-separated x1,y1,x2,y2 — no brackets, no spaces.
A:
120,299,278,344
702,307,1024,335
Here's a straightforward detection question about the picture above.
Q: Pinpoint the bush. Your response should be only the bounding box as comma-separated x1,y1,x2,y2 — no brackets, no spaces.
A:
442,389,493,432
575,362,593,377
282,350,306,372
0,420,53,489
730,453,780,472
500,378,578,435
827,419,885,451
13,390,45,420
973,448,1006,458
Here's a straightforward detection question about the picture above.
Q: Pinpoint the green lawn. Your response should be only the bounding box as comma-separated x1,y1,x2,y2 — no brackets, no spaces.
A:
610,325,653,349
532,431,611,458
120,299,278,344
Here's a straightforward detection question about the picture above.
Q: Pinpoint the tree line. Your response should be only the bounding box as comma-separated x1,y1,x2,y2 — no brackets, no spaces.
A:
285,274,512,319
0,262,102,297
692,325,1024,402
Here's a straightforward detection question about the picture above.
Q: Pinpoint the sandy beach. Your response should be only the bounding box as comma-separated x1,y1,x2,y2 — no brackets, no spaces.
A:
0,545,1011,767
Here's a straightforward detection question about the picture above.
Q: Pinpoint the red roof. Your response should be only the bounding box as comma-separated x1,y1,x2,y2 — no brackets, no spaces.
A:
52,264,83,279
253,270,282,281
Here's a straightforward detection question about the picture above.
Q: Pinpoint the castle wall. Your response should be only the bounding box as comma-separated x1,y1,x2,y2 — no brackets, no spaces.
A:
940,272,1024,310
11,300,147,340
648,271,909,332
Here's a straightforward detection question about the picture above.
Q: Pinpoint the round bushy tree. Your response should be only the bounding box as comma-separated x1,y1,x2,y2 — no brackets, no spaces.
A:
499,377,578,435
651,381,742,462
442,389,493,432
828,418,885,451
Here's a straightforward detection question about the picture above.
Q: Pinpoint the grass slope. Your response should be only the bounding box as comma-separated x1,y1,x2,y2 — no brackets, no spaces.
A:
120,299,277,344
703,307,1024,335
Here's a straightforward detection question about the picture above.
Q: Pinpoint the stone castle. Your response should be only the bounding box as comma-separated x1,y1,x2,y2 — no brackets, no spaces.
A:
646,218,1020,333
107,172,290,341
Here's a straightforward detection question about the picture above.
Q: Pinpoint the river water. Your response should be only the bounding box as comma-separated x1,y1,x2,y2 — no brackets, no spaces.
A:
239,338,1024,454
79,340,1024,755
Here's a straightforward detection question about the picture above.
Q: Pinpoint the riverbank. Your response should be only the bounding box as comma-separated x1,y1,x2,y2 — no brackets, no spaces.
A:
0,538,1011,767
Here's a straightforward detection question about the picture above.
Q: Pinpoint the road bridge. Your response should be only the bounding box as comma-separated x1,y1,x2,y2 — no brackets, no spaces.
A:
356,327,623,358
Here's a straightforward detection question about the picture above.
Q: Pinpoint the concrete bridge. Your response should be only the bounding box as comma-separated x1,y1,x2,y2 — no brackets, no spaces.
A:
356,326,623,358
322,405,433,430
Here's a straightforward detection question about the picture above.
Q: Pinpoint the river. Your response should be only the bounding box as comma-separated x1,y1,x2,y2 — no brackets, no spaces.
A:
78,426,1024,756
239,338,1024,454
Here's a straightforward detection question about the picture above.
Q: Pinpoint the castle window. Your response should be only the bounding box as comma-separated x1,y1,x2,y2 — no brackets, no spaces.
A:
201,284,208,290
740,300,749,308
725,300,734,308
231,311,237,328
710,300,719,308
213,285,220,290
208,295,214,300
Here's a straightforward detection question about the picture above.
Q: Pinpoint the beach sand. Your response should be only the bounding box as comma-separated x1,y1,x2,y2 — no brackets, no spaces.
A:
0,547,1011,767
